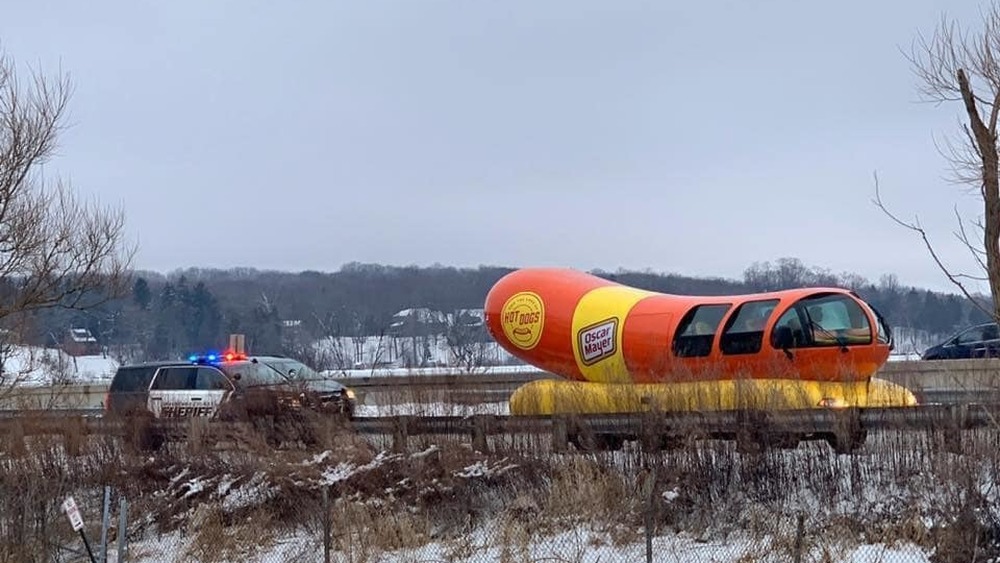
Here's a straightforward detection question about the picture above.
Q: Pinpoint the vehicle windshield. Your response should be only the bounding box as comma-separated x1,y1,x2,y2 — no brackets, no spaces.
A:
770,292,872,349
260,358,322,381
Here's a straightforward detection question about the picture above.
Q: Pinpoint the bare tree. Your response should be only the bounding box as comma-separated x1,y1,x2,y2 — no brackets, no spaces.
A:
0,46,134,390
874,6,1000,321
445,309,489,372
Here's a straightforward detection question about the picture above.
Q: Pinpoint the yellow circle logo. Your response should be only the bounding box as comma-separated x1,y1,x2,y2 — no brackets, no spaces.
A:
500,292,545,350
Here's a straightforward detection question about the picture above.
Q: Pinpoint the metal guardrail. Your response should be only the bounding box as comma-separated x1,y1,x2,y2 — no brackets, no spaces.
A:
341,403,997,435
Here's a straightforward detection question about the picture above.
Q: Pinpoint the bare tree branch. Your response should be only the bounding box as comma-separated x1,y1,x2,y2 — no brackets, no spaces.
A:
873,172,995,321
0,45,135,389
891,6,1000,324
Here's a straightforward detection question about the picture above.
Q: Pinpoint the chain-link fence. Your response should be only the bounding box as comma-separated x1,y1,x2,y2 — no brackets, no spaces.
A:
1,417,999,562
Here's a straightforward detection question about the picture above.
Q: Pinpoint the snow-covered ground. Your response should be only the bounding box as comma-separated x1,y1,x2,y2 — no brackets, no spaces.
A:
0,345,118,387
313,334,523,371
77,443,948,563
115,527,932,563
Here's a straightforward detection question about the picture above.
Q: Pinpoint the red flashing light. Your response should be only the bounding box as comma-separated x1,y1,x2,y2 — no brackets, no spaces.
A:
222,350,247,362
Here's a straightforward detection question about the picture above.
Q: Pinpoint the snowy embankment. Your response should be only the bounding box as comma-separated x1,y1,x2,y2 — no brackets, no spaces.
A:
66,436,964,563
0,345,118,387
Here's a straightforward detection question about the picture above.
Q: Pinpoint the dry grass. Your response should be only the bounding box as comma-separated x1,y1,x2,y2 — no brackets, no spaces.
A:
3,411,1000,561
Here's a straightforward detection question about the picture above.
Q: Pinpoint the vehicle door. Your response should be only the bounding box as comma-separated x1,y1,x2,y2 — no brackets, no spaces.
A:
147,366,233,418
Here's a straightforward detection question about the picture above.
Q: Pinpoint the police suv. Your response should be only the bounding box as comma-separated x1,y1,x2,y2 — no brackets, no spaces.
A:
105,352,356,420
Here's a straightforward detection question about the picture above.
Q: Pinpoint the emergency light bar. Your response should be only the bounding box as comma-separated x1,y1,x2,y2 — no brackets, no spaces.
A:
188,350,248,364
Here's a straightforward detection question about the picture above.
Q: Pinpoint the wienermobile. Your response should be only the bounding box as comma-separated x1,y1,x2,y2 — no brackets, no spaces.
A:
484,268,918,419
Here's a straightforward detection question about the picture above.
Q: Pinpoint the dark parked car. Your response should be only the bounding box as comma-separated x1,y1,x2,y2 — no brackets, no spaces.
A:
921,322,1000,360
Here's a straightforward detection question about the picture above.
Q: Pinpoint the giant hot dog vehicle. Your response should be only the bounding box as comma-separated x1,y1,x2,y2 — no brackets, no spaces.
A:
484,268,917,416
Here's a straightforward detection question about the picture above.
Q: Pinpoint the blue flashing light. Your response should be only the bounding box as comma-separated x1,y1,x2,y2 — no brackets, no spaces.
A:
188,350,223,364
187,349,247,364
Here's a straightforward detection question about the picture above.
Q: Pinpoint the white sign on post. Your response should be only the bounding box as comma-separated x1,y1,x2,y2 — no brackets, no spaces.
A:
62,496,84,531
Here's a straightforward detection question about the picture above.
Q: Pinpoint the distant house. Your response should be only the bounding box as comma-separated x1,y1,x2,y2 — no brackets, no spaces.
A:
451,308,485,329
63,328,100,356
385,307,489,338
387,308,449,337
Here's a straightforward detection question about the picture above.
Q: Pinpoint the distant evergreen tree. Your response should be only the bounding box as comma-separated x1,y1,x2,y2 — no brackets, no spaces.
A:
133,278,151,310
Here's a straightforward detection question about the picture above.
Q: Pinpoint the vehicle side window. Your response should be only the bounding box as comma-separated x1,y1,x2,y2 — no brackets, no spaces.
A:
720,299,779,355
985,324,1000,341
195,367,232,390
150,367,197,390
957,324,998,344
672,304,731,358
771,307,808,349
110,366,159,392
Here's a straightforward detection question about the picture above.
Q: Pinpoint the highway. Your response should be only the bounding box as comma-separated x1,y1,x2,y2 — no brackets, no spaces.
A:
0,358,998,454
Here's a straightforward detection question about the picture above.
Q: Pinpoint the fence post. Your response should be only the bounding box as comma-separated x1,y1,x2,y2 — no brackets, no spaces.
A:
793,512,805,563
945,404,966,455
392,416,409,453
322,486,331,563
552,416,568,453
471,415,490,453
99,486,111,563
117,495,128,563
642,467,657,563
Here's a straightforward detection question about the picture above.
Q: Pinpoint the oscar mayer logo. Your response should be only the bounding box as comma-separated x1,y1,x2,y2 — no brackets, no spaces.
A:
500,292,545,350
578,317,618,365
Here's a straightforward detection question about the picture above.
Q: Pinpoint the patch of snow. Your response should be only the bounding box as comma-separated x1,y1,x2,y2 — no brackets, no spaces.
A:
412,445,440,459
455,460,489,478
319,462,357,486
354,401,509,418
182,477,205,499
221,471,278,512
454,458,518,479
846,543,930,562
1,345,119,386
301,450,332,466
215,474,237,497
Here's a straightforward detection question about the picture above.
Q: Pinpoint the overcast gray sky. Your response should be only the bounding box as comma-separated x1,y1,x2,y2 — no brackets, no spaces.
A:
1,1,994,293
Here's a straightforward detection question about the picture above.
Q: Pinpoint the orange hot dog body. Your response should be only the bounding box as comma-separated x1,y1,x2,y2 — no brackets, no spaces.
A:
484,268,891,384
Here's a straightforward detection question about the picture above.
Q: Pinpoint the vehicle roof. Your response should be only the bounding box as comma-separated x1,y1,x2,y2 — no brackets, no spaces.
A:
115,360,189,369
